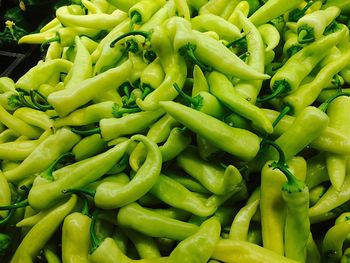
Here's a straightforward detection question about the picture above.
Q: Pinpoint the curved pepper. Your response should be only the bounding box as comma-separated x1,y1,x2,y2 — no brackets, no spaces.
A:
140,58,165,90
128,0,166,27
28,139,130,210
208,71,273,134
159,100,260,161
176,146,243,195
15,59,73,92
72,134,107,161
94,134,161,208
4,127,80,183
169,217,221,263
13,107,54,131
117,202,199,240
159,127,191,162
48,59,132,117
10,195,77,263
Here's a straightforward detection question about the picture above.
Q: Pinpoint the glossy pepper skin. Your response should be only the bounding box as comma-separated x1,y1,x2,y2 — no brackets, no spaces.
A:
169,217,221,263
117,202,199,241
94,134,161,208
10,195,77,263
4,128,80,183
28,139,130,210
159,101,261,161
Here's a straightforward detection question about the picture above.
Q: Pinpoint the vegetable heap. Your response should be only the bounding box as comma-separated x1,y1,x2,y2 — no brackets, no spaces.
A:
1,0,350,262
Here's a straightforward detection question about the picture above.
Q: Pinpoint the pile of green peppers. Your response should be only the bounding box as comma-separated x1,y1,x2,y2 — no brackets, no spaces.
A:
2,0,350,262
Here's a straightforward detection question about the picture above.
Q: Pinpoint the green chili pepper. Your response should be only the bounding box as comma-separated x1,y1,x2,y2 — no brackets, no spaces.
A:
166,169,211,194
123,228,161,259
117,202,199,240
53,101,115,128
80,36,98,54
309,184,327,207
100,109,164,141
48,59,132,117
262,108,350,155
129,113,178,171
160,100,260,161
58,8,127,29
94,134,161,208
159,127,191,162
322,218,350,262
0,132,51,161
61,195,91,263
173,82,225,119
282,49,350,114
234,11,266,104
297,6,340,44
10,194,77,263
258,26,347,102
208,71,273,134
4,128,80,183
169,216,221,263
324,96,350,191
176,146,243,195
212,239,299,263
0,129,18,144
309,174,350,218
45,42,63,61
191,14,241,42
128,0,165,28
28,139,130,210
229,199,259,241
13,107,54,131
140,58,165,90
72,134,107,161
0,171,11,219
15,59,72,92
199,0,232,16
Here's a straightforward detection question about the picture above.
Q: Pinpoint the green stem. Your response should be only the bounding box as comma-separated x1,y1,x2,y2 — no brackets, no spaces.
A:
41,152,74,181
0,207,16,224
272,105,292,127
40,35,60,51
0,199,28,210
71,127,101,136
260,140,286,166
29,90,53,111
226,34,248,49
89,209,102,254
173,83,202,109
141,85,152,99
143,50,157,63
298,28,314,44
179,43,212,72
256,81,288,103
110,30,150,48
318,92,350,112
289,1,314,22
125,38,140,53
112,104,141,118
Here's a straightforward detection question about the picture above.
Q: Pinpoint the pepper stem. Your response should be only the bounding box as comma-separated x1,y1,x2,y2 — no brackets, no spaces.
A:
288,1,314,22
262,140,304,193
112,104,141,118
298,27,315,44
257,81,288,103
29,90,53,111
318,92,350,112
125,38,140,53
41,152,74,181
89,209,103,254
0,199,28,210
226,34,247,49
173,83,203,109
40,35,60,51
272,105,292,127
179,43,212,72
110,30,150,48
62,190,92,216
71,127,101,136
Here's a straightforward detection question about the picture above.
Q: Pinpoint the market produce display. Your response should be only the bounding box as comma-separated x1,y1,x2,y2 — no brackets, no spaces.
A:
1,0,350,262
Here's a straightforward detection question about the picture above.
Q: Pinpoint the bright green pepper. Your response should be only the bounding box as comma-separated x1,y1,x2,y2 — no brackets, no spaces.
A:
117,202,199,240
72,134,107,161
140,58,165,90
128,0,166,27
249,0,304,26
27,139,130,210
191,14,242,42
169,217,221,263
13,107,54,131
100,109,164,141
297,6,340,43
208,71,273,134
0,171,11,219
10,195,77,263
176,146,243,195
198,0,232,16
160,100,260,161
4,128,80,183
48,59,132,117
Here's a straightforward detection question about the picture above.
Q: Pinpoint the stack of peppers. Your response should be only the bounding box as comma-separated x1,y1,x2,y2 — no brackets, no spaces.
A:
1,0,350,262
